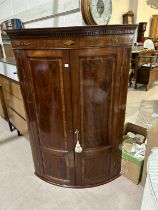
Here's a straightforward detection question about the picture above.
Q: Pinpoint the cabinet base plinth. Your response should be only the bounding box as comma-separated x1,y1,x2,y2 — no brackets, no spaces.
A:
35,172,121,188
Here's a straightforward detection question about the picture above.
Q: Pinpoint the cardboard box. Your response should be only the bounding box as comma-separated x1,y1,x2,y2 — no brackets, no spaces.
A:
124,122,147,138
121,122,147,184
121,151,144,184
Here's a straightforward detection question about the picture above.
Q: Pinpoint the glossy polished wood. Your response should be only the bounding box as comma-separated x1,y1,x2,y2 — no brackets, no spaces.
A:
25,50,75,185
71,47,123,185
7,25,137,187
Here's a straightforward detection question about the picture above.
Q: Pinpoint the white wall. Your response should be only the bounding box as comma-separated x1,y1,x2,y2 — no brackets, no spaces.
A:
0,0,157,36
0,0,83,27
129,0,138,23
0,0,132,28
109,0,130,24
27,0,131,28
137,0,158,36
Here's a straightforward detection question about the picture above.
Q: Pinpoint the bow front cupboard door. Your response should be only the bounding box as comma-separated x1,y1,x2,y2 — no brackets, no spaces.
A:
15,47,123,187
70,47,123,186
17,50,76,186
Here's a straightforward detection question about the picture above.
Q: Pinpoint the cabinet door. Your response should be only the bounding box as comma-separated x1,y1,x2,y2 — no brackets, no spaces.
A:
17,50,75,186
70,47,123,186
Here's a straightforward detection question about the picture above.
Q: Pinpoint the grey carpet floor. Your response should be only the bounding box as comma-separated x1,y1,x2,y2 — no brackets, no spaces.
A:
126,82,158,124
2,82,158,210
0,117,143,210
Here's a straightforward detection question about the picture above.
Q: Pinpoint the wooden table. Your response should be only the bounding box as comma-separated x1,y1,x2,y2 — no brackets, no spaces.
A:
131,49,155,88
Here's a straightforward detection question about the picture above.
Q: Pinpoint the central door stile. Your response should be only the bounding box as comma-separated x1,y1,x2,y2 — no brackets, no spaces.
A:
70,49,82,185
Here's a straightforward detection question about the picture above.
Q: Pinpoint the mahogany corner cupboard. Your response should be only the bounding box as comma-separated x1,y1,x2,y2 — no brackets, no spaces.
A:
7,25,137,188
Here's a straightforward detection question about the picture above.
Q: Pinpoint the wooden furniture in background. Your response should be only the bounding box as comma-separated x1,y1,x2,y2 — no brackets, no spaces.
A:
0,45,8,119
0,43,27,135
123,11,134,24
3,44,14,58
135,51,158,90
7,25,137,187
0,77,8,120
150,15,158,42
137,22,147,43
0,75,28,137
0,44,4,58
150,15,158,49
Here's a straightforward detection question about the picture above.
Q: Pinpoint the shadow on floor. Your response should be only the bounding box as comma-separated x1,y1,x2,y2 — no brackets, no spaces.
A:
0,134,20,146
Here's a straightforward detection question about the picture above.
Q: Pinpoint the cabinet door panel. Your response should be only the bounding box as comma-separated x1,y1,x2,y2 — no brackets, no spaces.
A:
41,150,74,185
81,148,111,185
28,58,67,149
70,48,122,185
21,50,75,185
79,56,113,148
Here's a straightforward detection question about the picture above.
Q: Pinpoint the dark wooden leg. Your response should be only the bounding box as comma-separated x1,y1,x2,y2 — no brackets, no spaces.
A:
8,121,22,136
129,70,134,87
134,58,138,89
134,72,138,89
17,130,22,136
146,84,149,91
8,121,16,132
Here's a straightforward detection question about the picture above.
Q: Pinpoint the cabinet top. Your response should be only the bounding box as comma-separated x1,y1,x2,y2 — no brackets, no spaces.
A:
6,25,137,39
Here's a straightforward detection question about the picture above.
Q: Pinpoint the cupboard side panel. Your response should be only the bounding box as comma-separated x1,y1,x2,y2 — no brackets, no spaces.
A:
14,50,44,175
